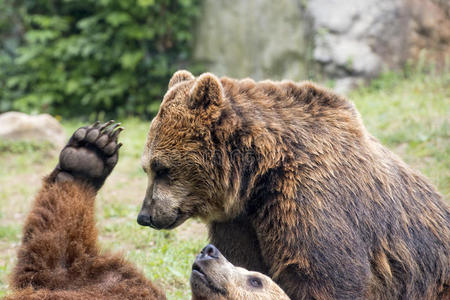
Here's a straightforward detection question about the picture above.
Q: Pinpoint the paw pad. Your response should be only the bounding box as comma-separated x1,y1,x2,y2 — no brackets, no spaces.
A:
54,121,124,190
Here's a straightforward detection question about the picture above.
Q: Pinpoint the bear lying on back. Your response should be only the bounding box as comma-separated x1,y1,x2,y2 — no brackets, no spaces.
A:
137,70,450,299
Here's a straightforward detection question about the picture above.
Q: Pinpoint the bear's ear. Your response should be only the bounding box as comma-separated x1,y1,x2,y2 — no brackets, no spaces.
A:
168,70,194,89
188,73,223,109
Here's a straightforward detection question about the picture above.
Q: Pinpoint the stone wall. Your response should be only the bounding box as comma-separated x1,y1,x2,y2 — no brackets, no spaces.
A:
193,0,314,82
193,0,450,92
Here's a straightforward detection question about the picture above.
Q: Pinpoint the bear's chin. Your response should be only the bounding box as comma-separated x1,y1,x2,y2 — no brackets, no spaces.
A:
154,212,189,230
190,268,228,298
138,208,189,230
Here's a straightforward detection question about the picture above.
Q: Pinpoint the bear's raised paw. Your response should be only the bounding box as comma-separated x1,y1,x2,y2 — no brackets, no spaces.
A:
50,121,123,190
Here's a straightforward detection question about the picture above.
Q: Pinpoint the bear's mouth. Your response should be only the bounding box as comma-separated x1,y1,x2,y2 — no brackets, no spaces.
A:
191,263,228,296
192,263,205,277
145,209,189,230
163,209,189,229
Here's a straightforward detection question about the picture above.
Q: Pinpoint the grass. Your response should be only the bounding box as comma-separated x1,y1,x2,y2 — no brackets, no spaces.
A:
0,68,449,298
350,67,449,198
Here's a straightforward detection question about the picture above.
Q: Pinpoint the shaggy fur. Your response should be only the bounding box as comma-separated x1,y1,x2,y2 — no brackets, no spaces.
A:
138,70,450,299
7,122,166,300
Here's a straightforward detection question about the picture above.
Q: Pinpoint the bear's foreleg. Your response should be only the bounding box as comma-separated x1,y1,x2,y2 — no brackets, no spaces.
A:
10,121,123,291
11,181,100,290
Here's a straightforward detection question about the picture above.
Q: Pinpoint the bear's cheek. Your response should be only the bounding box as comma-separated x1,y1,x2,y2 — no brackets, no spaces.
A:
137,178,192,229
149,186,184,226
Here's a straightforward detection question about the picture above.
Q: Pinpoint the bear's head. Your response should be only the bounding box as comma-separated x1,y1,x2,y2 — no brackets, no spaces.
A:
190,244,289,300
137,70,244,229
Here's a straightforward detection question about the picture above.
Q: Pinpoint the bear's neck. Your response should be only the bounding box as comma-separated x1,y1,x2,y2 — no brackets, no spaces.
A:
220,79,366,201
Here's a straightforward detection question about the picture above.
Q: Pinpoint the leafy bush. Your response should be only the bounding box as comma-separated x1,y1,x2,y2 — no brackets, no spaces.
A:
0,0,202,118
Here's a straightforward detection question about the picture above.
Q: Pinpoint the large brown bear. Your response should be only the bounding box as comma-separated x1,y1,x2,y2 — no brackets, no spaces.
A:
137,70,450,299
7,121,289,300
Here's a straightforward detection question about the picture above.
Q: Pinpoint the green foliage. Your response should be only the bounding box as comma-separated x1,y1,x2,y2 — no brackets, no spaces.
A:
0,0,202,118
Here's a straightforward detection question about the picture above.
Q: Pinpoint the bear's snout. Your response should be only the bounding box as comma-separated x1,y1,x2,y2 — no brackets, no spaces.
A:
197,244,220,261
192,244,222,276
192,244,225,277
137,212,152,227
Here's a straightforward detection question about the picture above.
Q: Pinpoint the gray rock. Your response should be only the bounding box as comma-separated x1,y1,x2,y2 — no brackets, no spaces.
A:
0,112,66,149
334,77,364,96
193,0,313,81
193,0,450,91
314,35,382,76
308,0,404,79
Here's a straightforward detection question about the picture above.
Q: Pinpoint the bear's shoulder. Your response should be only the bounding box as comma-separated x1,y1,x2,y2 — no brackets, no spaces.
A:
217,76,354,113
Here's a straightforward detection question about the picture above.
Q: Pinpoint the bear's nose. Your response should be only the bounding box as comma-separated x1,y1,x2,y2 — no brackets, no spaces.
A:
137,213,152,227
200,244,220,259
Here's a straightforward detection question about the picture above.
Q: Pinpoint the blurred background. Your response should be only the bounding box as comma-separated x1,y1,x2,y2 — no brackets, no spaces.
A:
0,0,449,118
0,0,449,299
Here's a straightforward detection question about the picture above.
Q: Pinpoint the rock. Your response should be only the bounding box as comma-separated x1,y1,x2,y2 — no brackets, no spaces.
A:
334,77,365,96
193,0,449,90
193,0,313,81
406,0,450,66
0,112,66,149
308,0,406,78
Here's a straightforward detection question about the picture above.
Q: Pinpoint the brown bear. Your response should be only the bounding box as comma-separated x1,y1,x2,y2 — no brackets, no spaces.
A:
137,70,450,299
191,244,289,300
7,121,290,300
7,121,166,300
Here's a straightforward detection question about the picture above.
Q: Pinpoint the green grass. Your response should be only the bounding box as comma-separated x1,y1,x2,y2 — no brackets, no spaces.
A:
350,68,449,198
0,140,54,154
0,68,448,298
0,225,20,241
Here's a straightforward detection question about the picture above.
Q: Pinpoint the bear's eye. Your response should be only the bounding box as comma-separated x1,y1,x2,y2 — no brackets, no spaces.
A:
155,167,169,178
248,277,263,288
151,161,171,183
151,160,169,176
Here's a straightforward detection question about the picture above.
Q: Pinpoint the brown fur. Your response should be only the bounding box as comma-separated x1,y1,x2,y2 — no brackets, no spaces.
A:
139,71,450,299
7,122,166,300
6,180,165,300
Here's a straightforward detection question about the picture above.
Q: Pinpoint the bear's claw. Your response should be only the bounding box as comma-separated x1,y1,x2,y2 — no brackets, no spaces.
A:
50,121,124,191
